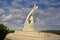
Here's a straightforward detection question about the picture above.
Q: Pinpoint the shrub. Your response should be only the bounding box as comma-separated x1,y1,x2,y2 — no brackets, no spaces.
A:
0,24,9,40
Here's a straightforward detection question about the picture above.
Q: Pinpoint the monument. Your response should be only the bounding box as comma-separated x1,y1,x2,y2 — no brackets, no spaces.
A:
23,4,38,31
5,4,60,40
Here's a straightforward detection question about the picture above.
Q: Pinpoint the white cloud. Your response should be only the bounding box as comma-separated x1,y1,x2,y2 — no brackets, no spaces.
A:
0,7,31,22
2,14,13,21
1,14,6,18
3,22,8,25
11,0,24,8
8,7,32,19
13,20,22,24
2,5,59,27
0,9,5,14
0,0,60,30
9,7,31,14
35,17,45,26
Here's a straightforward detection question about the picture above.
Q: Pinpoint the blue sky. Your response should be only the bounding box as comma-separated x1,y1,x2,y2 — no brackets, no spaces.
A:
0,0,60,30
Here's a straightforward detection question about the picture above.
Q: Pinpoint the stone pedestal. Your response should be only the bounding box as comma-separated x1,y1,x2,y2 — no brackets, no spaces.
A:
5,31,60,40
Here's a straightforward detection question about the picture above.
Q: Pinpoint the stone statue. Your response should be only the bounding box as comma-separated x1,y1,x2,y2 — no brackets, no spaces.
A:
23,4,38,31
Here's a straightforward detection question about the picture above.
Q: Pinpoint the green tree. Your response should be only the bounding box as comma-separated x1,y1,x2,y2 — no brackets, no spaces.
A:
0,24,9,40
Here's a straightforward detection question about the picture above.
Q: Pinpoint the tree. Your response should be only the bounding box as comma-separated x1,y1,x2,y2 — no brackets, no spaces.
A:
0,24,9,40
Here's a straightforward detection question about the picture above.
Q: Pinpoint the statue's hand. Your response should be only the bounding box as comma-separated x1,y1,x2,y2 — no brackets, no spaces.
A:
33,4,38,10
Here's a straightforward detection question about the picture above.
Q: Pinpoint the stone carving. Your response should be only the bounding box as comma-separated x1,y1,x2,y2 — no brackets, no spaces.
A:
23,4,38,31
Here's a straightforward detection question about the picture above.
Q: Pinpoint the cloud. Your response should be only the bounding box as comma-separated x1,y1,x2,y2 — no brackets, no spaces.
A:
1,14,13,21
0,0,60,30
11,1,23,8
35,17,45,26
13,20,22,24
0,7,32,24
0,9,5,14
0,0,12,7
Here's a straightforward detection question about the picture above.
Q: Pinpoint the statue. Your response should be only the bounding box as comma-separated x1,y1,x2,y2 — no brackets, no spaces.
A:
23,4,38,31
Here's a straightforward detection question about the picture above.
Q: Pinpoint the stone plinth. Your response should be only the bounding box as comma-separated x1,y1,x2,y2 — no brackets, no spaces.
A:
5,31,60,40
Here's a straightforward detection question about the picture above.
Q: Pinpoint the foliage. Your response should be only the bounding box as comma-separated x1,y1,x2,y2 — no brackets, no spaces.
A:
41,30,60,35
0,24,9,40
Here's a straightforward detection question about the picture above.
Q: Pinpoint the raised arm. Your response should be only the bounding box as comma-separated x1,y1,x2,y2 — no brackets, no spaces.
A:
26,4,38,20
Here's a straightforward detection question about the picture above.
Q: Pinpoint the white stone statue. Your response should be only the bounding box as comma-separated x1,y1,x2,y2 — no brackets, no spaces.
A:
23,4,38,31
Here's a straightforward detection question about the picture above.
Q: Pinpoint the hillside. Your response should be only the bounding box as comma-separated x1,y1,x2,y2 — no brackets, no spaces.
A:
41,30,60,35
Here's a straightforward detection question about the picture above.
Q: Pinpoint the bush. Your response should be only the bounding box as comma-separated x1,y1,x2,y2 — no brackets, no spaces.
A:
0,24,9,40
